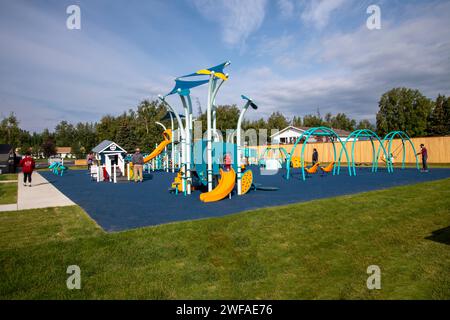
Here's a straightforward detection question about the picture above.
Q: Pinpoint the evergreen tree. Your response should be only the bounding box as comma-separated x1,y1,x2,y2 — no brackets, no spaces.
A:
292,116,302,127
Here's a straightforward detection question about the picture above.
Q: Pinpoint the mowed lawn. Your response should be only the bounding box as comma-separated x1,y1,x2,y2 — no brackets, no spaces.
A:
0,179,449,299
0,174,18,181
0,182,17,204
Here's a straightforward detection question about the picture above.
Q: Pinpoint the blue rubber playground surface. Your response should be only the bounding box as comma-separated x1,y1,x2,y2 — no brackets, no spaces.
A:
41,167,450,232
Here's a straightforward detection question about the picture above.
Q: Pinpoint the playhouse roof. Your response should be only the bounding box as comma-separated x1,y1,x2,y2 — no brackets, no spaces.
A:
92,140,126,154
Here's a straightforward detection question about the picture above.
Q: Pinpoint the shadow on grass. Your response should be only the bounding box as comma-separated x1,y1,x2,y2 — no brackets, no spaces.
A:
425,226,450,245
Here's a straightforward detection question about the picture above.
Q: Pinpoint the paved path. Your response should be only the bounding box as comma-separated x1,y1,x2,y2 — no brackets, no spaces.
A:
0,172,75,212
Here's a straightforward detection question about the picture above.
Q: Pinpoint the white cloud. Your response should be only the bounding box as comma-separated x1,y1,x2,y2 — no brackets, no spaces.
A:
223,2,450,122
193,0,267,47
277,0,295,18
301,0,348,29
0,1,171,131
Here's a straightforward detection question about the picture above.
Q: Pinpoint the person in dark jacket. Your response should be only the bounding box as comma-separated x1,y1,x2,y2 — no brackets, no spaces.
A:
417,144,428,172
19,152,36,187
312,148,319,165
132,148,144,182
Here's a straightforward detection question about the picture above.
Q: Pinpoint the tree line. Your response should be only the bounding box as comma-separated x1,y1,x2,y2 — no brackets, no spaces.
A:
0,88,448,158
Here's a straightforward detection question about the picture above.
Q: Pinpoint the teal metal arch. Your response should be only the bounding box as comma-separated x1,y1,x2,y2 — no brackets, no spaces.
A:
375,131,420,171
286,127,352,181
259,146,290,165
338,129,393,176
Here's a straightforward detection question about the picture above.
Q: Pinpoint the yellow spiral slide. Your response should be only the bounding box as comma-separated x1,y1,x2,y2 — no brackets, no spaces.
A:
143,129,172,163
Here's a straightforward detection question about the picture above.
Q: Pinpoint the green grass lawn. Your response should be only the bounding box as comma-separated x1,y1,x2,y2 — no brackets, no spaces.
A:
0,182,17,204
0,179,449,299
0,174,18,181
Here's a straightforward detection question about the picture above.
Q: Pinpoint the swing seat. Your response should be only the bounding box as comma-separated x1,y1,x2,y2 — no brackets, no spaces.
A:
305,162,320,175
320,162,335,174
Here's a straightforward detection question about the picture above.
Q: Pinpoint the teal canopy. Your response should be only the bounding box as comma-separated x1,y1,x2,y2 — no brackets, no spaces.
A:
177,61,230,79
165,79,209,97
161,111,185,121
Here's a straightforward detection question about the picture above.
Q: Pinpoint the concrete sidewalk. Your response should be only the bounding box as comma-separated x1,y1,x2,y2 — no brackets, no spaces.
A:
0,172,75,212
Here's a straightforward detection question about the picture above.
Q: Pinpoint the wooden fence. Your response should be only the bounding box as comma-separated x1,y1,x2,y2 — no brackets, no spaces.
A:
251,136,450,164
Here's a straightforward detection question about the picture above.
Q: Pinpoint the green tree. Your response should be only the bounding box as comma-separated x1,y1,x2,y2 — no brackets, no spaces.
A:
356,119,376,131
71,122,97,158
96,115,119,143
115,116,137,152
329,113,356,131
0,113,22,146
376,88,432,137
41,139,56,158
302,114,324,127
267,112,289,131
428,95,450,136
55,121,75,147
292,116,302,127
216,105,240,135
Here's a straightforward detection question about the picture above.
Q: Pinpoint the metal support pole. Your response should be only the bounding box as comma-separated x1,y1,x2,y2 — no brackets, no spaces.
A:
237,96,257,195
206,75,215,191
159,96,186,192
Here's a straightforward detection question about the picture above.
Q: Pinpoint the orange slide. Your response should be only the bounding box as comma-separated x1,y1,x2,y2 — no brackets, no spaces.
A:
128,129,172,178
200,168,236,203
144,129,172,163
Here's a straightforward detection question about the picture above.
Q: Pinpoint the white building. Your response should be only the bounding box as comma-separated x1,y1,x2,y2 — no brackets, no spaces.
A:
270,126,355,144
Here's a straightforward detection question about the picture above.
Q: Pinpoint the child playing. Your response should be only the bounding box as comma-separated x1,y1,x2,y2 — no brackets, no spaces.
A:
224,153,232,171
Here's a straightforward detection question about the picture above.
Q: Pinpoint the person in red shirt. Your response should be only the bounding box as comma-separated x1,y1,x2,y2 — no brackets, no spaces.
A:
416,144,428,172
224,152,232,172
19,152,36,187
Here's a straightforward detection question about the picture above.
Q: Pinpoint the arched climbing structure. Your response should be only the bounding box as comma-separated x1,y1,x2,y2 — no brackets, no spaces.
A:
376,131,420,171
286,126,352,181
338,129,393,176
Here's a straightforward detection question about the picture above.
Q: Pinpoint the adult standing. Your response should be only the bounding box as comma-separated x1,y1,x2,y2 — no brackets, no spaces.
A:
132,148,144,182
417,144,428,172
19,152,36,187
312,148,319,165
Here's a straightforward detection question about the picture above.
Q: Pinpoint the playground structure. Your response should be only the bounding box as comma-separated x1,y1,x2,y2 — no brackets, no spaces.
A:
122,62,260,202
285,127,420,180
157,63,259,201
375,131,420,170
48,161,67,176
89,62,423,202
127,128,173,179
258,146,289,169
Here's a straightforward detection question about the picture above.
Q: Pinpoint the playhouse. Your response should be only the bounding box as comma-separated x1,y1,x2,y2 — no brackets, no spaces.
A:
92,140,127,182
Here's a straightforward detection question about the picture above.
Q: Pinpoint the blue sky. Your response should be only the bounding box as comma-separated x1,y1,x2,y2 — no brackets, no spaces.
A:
1,0,449,132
